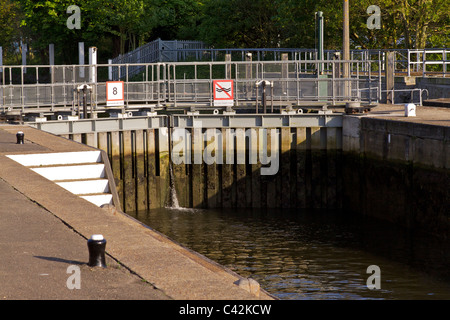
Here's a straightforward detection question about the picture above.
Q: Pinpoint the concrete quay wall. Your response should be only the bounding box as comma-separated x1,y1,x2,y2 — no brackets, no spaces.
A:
416,77,450,99
342,115,449,238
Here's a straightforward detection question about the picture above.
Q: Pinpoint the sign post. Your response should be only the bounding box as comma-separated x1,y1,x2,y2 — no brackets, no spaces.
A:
106,81,124,107
213,80,234,107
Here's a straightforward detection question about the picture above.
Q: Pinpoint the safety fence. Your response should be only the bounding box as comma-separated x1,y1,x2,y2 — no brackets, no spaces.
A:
0,58,429,115
110,41,449,78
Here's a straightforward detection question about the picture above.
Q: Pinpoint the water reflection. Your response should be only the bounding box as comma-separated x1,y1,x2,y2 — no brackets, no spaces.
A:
130,208,450,300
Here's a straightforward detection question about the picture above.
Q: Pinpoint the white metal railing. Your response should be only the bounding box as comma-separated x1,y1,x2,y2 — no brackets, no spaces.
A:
1,57,435,115
110,39,206,80
406,49,449,77
0,59,384,114
110,42,449,78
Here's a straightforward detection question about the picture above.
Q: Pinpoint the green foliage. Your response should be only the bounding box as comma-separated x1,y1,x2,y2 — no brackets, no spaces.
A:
0,0,23,63
1,0,448,65
198,0,281,48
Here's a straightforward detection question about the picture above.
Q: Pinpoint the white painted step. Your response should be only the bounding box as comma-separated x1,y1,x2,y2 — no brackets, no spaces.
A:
7,151,115,208
6,151,102,167
31,163,106,181
56,179,110,195
80,194,113,207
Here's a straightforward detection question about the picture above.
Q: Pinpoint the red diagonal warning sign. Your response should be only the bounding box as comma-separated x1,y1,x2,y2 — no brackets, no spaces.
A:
213,80,233,100
215,81,232,99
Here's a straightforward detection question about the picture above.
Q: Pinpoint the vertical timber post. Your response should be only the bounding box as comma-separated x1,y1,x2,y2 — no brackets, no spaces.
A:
296,128,307,208
123,130,135,213
236,128,246,208
147,129,158,209
221,128,233,207
385,51,395,104
281,128,291,208
110,131,123,208
250,128,261,208
135,129,147,211
192,126,204,208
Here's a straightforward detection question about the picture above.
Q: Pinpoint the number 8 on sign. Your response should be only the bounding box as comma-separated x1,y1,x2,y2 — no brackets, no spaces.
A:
106,81,124,106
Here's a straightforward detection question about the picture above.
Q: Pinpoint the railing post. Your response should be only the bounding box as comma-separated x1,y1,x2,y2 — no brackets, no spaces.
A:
89,47,97,112
79,42,85,79
407,49,411,77
422,49,426,77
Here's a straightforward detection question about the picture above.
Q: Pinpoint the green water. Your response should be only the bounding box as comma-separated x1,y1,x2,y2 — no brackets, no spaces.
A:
129,207,450,300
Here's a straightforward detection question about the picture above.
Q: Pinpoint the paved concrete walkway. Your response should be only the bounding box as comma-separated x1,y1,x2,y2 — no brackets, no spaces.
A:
0,125,273,300
365,104,450,126
0,177,170,300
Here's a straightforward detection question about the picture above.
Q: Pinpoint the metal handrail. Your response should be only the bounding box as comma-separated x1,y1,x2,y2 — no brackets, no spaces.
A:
0,58,433,115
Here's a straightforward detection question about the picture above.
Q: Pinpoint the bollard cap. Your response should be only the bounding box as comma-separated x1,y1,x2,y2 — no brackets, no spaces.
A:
90,234,104,241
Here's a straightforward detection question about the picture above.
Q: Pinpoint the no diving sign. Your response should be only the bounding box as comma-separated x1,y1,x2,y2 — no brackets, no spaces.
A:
213,80,234,107
106,81,124,107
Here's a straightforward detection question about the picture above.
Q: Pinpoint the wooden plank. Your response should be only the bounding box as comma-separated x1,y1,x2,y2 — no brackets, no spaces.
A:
251,128,261,208
205,128,218,208
296,128,307,208
192,127,204,208
110,131,123,209
123,130,135,213
266,128,277,208
221,128,233,208
147,129,158,209
172,127,187,207
235,128,246,208
259,129,267,208
281,128,291,208
158,128,170,208
97,132,108,154
327,127,338,209
135,130,147,211
72,134,82,143
320,128,328,208
310,127,322,209
85,133,97,148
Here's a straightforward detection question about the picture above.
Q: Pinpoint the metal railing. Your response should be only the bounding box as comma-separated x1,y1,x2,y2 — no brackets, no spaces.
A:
406,49,449,77
2,57,434,116
110,41,449,78
111,39,206,80
1,59,386,114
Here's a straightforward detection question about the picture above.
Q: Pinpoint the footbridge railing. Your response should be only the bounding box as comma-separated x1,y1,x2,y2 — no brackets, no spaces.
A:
1,56,433,117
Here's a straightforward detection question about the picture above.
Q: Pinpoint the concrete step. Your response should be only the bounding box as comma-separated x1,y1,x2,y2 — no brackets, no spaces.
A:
56,179,110,195
79,194,113,207
30,163,106,181
6,151,102,167
6,151,114,207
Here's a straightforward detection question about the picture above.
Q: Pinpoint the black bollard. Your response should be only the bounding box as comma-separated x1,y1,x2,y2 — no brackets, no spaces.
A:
16,131,24,144
87,234,107,268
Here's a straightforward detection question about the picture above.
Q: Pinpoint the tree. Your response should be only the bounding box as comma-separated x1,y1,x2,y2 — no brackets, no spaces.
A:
146,0,204,41
198,0,281,48
349,0,450,49
0,0,25,63
83,0,149,55
14,0,151,63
